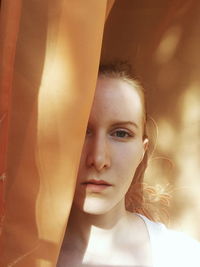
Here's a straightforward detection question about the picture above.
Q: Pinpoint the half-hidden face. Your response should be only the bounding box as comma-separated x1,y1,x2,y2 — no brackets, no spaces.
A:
73,76,148,215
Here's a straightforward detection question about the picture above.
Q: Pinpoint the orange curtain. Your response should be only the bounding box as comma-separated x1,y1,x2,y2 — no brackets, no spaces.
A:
0,0,22,246
0,0,115,266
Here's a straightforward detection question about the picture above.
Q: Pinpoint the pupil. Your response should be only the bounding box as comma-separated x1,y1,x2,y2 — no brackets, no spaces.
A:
117,131,126,137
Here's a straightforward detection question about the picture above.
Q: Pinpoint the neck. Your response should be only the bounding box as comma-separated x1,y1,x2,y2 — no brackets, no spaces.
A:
63,199,130,251
59,202,152,267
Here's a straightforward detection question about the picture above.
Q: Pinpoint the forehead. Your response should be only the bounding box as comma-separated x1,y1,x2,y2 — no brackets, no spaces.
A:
89,77,143,127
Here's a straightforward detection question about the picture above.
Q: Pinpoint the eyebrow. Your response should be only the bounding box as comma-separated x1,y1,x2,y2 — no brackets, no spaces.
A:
110,121,139,129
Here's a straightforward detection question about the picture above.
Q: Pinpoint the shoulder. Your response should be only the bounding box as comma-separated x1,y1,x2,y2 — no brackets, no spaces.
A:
137,214,200,267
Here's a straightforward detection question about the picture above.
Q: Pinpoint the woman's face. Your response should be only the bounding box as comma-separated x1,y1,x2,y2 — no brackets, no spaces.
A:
73,77,148,215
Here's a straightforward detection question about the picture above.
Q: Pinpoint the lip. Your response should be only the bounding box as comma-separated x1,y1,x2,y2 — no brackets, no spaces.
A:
81,179,112,193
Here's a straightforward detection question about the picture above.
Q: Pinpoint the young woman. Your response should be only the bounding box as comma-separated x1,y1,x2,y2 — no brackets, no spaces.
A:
57,63,200,267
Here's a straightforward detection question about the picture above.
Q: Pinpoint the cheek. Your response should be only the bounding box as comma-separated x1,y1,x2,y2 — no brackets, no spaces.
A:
112,142,144,186
113,141,144,170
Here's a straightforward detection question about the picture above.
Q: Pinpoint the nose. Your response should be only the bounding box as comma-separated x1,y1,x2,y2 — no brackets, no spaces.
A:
86,133,111,172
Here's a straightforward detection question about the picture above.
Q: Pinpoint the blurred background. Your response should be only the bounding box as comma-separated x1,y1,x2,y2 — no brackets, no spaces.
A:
101,0,200,240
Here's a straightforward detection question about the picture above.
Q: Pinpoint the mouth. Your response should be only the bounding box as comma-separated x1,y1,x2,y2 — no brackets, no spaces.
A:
81,179,112,193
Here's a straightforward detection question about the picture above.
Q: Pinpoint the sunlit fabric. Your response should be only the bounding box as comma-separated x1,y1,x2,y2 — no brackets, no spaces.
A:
0,0,112,266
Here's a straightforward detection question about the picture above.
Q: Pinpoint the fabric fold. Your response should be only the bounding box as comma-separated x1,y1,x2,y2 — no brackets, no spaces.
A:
0,0,114,266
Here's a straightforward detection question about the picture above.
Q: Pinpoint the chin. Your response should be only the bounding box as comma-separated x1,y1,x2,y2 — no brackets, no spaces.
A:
81,197,114,215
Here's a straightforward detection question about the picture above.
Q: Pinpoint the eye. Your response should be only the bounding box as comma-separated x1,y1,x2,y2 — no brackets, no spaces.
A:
111,129,133,139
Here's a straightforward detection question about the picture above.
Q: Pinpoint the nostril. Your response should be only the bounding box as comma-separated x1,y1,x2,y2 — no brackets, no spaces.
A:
86,153,111,171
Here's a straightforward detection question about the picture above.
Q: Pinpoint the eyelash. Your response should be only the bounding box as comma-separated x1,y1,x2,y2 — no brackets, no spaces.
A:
86,128,134,139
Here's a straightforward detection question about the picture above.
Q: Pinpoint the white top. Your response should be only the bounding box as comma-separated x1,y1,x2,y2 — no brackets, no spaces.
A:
138,214,200,267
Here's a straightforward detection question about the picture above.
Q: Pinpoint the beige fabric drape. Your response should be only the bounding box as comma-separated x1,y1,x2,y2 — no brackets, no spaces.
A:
0,0,115,266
